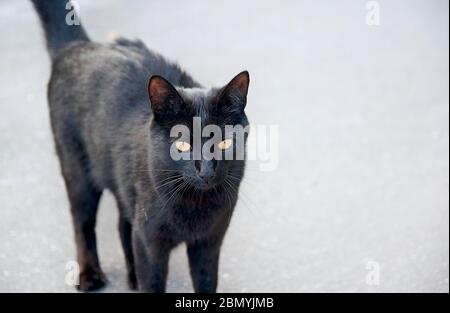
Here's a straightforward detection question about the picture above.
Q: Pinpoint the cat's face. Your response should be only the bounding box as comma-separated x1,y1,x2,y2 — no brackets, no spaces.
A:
148,71,249,194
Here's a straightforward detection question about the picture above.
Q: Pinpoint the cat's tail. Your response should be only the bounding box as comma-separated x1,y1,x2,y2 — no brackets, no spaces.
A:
31,0,90,59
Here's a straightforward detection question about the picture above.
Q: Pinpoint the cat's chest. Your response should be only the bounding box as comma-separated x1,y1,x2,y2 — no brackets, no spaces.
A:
134,180,233,240
168,196,226,233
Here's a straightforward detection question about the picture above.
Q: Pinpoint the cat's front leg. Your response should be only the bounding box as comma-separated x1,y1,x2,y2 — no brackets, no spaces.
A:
187,238,222,293
132,232,171,292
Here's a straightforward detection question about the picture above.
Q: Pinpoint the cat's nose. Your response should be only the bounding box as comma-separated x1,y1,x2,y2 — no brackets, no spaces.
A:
195,160,217,184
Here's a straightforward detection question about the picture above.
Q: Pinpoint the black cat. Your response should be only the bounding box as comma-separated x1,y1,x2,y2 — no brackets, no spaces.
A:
32,0,249,292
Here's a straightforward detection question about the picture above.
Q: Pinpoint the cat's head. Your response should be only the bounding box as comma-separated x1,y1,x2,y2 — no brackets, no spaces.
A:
147,71,250,194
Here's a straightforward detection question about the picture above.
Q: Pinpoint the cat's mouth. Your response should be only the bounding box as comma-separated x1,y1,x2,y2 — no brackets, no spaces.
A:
196,181,217,191
189,177,219,191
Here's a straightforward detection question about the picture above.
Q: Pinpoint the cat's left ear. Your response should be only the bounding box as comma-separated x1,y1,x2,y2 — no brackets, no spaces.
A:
148,75,185,121
218,71,250,112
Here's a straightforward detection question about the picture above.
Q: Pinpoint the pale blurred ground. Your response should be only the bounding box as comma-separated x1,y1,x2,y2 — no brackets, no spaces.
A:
0,0,448,292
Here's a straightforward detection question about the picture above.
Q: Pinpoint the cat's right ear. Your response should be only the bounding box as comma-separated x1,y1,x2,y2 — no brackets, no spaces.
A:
148,75,184,121
218,71,250,113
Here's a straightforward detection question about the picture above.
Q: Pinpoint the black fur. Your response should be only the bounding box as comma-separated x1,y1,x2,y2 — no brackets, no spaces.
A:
31,0,89,59
32,0,249,292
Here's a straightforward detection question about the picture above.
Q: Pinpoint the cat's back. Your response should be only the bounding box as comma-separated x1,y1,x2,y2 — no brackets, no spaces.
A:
48,42,150,128
48,38,198,134
47,40,155,191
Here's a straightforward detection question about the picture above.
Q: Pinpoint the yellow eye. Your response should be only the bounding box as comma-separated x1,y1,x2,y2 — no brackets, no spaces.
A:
175,141,191,152
218,139,233,150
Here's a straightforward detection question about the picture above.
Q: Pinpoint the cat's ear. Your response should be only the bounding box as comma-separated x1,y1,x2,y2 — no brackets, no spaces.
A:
218,71,250,112
148,75,184,120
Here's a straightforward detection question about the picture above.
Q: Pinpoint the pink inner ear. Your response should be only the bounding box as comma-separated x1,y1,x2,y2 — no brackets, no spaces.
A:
228,71,249,95
149,77,168,99
148,76,184,115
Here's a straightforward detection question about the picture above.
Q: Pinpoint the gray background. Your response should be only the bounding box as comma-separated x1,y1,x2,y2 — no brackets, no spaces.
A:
0,0,448,292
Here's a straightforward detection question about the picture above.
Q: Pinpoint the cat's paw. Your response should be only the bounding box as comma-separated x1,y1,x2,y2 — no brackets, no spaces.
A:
127,270,137,291
76,269,107,292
